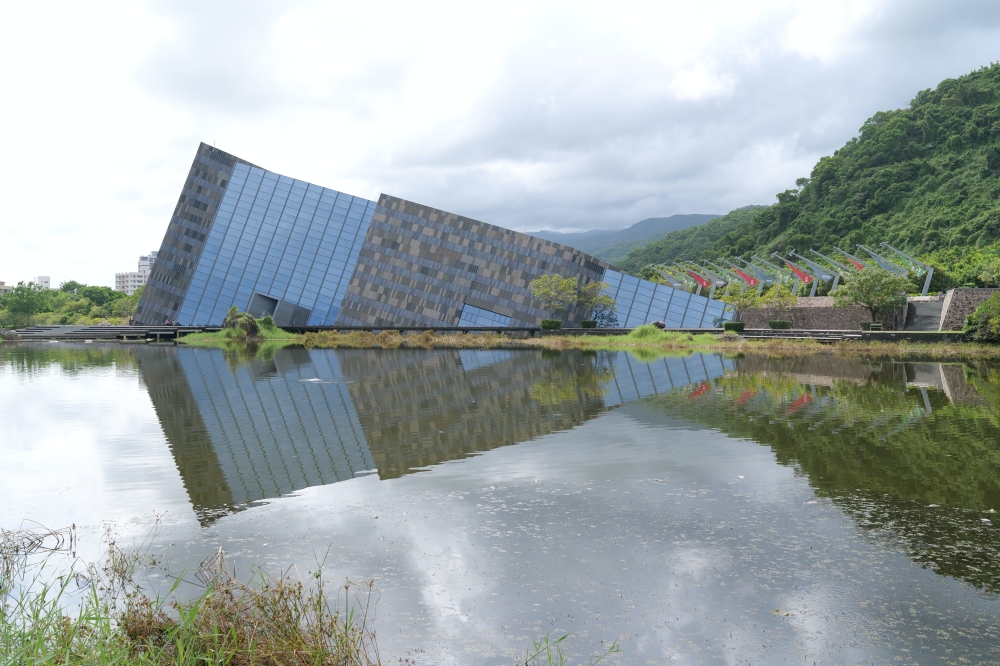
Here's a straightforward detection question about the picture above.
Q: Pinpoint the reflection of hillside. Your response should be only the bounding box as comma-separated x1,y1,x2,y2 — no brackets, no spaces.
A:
339,350,610,479
646,354,1000,593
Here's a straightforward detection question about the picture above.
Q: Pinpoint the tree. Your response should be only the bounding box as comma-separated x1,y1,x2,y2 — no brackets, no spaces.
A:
759,283,798,318
59,280,84,294
2,281,47,316
529,274,579,322
719,282,760,323
576,281,617,326
833,267,910,327
78,285,125,307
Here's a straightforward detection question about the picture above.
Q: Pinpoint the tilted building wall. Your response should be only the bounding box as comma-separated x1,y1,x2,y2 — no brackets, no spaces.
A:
137,144,730,328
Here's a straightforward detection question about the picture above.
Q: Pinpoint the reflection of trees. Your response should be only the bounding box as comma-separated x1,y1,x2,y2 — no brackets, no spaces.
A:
2,344,137,377
529,352,611,405
646,354,1000,593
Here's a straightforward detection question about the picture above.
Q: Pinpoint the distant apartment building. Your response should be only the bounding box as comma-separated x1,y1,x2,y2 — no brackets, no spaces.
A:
115,251,158,295
33,276,50,289
0,281,12,295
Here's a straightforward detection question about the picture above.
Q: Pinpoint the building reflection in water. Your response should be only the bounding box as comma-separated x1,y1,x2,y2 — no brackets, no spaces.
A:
136,346,733,522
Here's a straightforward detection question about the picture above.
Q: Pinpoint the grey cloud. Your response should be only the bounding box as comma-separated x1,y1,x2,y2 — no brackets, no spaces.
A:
136,1,1000,234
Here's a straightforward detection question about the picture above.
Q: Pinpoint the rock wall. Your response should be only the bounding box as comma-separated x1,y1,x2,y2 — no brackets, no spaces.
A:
939,288,1000,330
738,301,873,330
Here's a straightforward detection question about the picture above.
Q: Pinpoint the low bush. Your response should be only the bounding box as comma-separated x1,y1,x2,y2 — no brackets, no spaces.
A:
723,322,745,333
541,319,562,330
768,320,792,329
628,323,669,340
965,293,1000,343
581,320,597,328
860,322,872,331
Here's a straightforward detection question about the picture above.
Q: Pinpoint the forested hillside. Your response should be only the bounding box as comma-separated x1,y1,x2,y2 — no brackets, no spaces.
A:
620,63,1000,288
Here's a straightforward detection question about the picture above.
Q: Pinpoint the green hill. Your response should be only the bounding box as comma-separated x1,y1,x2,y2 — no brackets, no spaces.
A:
620,63,1000,289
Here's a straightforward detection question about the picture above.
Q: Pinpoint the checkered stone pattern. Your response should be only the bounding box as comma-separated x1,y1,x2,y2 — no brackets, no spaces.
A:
135,144,255,325
335,195,611,328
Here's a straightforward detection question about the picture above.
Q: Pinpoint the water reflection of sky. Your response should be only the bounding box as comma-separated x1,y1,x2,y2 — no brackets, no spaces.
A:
2,344,1000,664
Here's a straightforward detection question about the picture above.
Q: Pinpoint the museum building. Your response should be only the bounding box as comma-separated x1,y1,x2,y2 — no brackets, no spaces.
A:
134,143,730,329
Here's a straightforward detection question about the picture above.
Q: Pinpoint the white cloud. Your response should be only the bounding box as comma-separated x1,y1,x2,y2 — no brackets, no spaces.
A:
1,0,999,285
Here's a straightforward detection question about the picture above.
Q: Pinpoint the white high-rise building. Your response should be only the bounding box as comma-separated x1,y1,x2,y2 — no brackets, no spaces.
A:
115,251,158,295
33,276,50,289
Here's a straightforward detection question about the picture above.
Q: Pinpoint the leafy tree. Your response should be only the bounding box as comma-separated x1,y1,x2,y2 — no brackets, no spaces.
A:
759,283,798,317
78,285,125,307
1,281,47,315
529,274,579,322
719,282,760,323
833,267,910,327
576,281,617,325
59,280,84,294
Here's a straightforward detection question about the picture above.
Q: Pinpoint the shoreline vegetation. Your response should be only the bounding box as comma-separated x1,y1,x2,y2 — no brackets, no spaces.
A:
170,314,1000,361
1,524,617,665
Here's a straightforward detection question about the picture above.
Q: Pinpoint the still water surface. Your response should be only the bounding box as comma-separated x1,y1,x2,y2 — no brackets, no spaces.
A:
3,343,1000,664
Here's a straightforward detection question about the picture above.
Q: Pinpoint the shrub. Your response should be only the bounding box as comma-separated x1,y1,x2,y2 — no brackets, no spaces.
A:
628,323,668,340
723,322,745,333
581,320,597,328
965,293,1000,343
768,320,792,329
541,319,562,330
860,321,873,331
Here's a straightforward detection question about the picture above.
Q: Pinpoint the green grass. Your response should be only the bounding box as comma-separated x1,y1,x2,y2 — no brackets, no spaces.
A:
2,525,621,665
1,526,381,665
178,323,301,347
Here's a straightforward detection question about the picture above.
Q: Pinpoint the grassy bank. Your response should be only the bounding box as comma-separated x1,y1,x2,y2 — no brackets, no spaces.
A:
1,525,381,665
178,323,301,347
1,525,617,665
168,308,1000,361
298,325,1000,361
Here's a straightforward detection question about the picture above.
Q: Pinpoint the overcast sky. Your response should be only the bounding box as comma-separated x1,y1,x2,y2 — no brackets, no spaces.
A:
2,1,999,287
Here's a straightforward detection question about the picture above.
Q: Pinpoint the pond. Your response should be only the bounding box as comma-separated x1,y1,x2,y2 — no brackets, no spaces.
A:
2,343,1000,664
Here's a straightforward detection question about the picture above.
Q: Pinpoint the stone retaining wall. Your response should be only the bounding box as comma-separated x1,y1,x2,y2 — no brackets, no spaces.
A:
939,288,1000,330
738,297,873,330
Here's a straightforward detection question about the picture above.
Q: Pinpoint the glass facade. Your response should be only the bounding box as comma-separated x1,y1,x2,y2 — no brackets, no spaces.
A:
139,145,732,329
457,303,513,327
176,163,376,326
135,143,244,325
602,270,731,328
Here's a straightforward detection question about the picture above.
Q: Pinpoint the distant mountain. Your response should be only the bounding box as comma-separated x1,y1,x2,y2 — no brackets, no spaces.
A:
528,214,721,266
617,206,767,273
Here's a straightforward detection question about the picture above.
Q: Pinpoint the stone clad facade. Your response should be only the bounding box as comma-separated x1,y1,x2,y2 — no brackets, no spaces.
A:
336,195,609,327
135,144,254,325
137,144,731,328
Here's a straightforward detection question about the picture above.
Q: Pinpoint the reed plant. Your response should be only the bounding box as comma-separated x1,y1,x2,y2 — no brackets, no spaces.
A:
1,524,381,665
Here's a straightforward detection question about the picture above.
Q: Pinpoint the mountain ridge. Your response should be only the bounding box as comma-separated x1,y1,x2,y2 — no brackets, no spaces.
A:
529,213,721,266
618,63,1000,290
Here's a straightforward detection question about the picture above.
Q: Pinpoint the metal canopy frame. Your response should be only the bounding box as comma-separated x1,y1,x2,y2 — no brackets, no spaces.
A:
881,243,935,296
